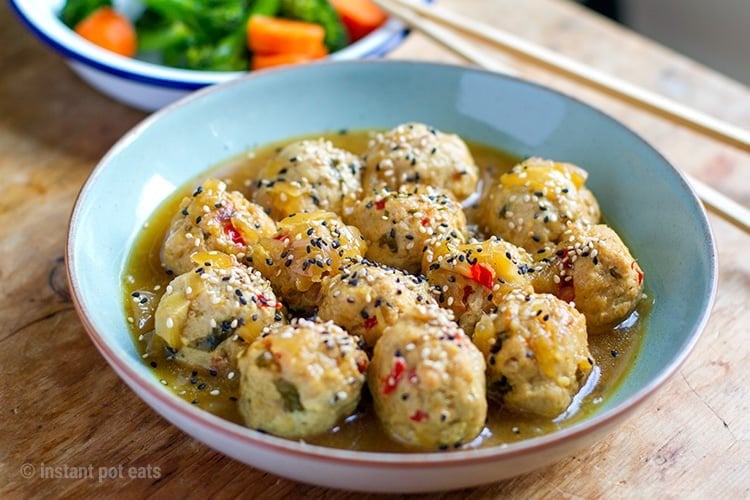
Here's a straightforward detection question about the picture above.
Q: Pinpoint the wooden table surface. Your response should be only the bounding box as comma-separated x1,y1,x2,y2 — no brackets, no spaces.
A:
2,0,749,497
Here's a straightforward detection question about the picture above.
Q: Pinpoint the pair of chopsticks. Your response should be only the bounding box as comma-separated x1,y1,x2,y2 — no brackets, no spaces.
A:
372,0,750,234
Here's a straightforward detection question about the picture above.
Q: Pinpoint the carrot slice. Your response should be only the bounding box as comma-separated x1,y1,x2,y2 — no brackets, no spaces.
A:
75,7,137,57
251,49,327,71
329,0,387,41
247,15,326,56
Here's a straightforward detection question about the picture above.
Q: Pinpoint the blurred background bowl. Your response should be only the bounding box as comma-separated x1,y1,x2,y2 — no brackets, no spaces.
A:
10,0,413,111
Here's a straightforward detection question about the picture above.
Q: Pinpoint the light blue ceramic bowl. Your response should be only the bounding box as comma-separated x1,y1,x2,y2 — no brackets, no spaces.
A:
67,61,717,492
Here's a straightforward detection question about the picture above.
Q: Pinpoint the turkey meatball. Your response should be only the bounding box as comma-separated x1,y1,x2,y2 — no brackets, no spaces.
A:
473,291,594,418
253,139,362,220
161,178,276,275
318,260,437,347
479,158,600,253
369,307,487,450
252,210,367,311
154,252,284,372
345,184,467,274
533,223,644,331
361,123,479,200
237,319,369,439
422,236,535,334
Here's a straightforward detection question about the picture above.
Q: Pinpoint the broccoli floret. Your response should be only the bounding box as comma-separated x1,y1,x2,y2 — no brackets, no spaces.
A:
60,0,111,28
279,0,348,52
250,0,282,17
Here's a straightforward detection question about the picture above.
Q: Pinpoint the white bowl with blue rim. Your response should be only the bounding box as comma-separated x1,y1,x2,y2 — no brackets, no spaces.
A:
66,60,717,492
10,0,414,111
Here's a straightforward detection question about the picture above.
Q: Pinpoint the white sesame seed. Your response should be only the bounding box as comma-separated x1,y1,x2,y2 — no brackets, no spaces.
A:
210,389,221,396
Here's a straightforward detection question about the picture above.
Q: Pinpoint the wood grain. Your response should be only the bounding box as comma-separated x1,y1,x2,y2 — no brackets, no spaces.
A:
1,0,749,497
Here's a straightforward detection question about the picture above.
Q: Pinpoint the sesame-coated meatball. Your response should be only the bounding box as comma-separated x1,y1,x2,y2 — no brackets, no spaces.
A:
533,223,644,331
362,123,479,200
161,178,276,275
369,308,487,450
473,291,594,418
253,139,362,220
317,260,437,347
154,252,284,372
345,184,467,274
422,237,535,334
252,210,367,311
479,158,600,253
237,319,369,439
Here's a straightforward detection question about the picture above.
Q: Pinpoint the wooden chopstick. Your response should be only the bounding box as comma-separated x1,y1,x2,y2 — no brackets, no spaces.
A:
375,0,750,234
374,1,516,76
377,0,750,154
685,173,750,233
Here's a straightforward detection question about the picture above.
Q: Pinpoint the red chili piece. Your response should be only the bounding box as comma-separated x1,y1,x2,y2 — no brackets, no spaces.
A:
273,231,289,241
420,217,430,226
469,263,494,289
257,294,274,308
409,410,428,422
356,358,368,374
223,221,246,246
363,316,378,330
374,198,387,210
632,261,644,286
382,357,406,395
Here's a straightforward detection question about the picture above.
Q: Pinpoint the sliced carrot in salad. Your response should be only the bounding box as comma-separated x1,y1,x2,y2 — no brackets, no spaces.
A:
248,15,327,56
75,7,137,57
251,48,327,70
329,0,387,41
